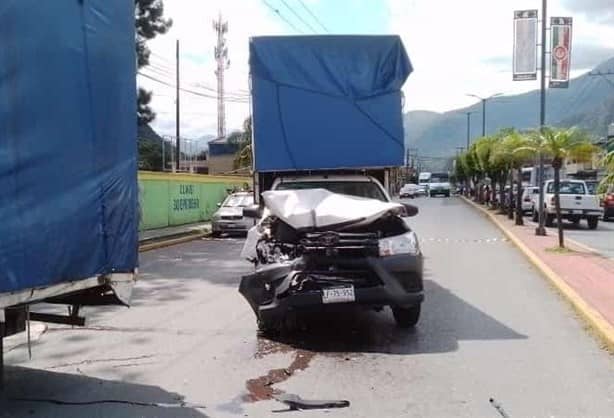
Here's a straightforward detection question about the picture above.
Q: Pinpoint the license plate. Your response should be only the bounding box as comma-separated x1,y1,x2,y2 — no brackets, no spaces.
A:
571,210,582,214
322,286,355,304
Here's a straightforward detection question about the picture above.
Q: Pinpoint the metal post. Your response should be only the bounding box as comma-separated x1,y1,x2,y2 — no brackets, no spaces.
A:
481,99,486,137
175,39,180,171
0,312,4,393
536,0,547,236
466,112,472,148
161,137,165,171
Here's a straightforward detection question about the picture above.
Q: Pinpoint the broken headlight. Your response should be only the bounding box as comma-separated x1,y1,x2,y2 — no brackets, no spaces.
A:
378,231,420,256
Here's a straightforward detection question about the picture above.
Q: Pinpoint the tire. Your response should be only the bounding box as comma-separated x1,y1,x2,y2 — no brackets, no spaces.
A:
545,214,554,227
257,317,280,336
532,209,538,222
445,192,450,197
392,305,421,328
571,217,581,225
211,230,221,238
587,216,599,230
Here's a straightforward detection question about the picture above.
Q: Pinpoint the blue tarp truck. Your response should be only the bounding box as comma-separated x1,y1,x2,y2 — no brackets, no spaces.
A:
239,36,425,332
0,1,137,378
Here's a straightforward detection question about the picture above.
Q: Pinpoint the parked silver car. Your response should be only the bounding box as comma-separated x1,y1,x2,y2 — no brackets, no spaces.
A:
211,192,254,236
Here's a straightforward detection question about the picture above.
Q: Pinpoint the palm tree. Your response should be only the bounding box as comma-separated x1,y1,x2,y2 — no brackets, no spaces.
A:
524,127,597,248
503,132,535,225
600,146,614,192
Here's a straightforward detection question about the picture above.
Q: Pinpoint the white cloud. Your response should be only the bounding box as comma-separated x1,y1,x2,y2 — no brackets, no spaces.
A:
387,0,614,112
143,0,614,138
142,0,289,139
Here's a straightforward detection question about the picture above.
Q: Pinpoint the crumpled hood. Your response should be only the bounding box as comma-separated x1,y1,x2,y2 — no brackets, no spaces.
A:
261,188,403,230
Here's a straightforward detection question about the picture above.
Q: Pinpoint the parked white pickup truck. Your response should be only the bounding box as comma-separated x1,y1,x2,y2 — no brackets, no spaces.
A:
531,179,603,229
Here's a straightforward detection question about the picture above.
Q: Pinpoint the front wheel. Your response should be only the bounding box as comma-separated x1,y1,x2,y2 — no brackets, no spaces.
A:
587,216,599,230
392,305,421,328
545,214,554,227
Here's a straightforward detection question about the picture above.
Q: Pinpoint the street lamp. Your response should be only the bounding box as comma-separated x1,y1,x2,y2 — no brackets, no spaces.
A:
466,92,503,137
459,111,476,148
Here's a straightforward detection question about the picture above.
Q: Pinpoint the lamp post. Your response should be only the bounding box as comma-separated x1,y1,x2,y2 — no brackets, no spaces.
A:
462,111,475,148
466,92,503,137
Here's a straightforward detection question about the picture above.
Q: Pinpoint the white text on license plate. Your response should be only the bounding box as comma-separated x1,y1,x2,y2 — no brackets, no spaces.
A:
322,286,355,304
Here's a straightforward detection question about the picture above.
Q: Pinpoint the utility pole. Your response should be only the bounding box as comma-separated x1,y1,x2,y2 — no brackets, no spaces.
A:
466,93,502,137
175,39,180,172
536,0,548,236
214,14,229,140
464,111,475,148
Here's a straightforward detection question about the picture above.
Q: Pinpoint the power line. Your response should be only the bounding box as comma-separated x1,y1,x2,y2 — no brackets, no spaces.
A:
280,0,318,33
145,65,248,99
138,71,248,103
297,0,329,33
261,0,305,34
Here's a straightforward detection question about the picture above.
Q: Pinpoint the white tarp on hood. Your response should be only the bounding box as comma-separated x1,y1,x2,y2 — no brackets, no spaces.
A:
261,188,403,230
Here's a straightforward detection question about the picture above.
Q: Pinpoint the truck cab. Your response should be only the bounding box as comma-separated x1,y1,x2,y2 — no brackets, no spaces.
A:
532,179,603,229
271,174,391,202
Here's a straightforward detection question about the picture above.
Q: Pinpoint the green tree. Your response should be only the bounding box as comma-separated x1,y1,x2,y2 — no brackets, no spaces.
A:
233,117,253,171
526,127,597,247
136,0,172,125
600,141,614,193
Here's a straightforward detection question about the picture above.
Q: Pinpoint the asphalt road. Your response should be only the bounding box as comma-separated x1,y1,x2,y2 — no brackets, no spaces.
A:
3,197,614,417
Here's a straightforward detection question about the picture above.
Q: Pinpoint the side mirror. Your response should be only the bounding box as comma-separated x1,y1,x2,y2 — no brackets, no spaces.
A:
402,203,419,217
243,204,263,219
216,202,221,207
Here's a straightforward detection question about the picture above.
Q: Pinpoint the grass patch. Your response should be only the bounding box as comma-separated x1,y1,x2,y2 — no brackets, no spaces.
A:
545,246,576,254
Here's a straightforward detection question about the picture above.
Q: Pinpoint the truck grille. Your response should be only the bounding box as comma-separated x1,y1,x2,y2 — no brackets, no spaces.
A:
299,231,379,258
221,215,242,220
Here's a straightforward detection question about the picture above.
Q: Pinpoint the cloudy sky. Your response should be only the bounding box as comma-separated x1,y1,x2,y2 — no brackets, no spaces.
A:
141,0,614,140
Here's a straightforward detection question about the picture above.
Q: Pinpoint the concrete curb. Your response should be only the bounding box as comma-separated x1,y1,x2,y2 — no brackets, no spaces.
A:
139,232,210,252
461,196,614,352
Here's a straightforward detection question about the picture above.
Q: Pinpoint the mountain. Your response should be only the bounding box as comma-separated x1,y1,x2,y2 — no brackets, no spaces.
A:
405,56,614,159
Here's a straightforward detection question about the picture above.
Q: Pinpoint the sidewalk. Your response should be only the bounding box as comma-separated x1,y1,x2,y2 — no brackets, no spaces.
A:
139,222,211,242
463,197,614,351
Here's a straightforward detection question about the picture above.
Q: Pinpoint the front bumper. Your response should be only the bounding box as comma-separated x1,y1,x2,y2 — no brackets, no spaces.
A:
547,209,603,217
430,189,450,195
239,253,424,324
212,219,252,232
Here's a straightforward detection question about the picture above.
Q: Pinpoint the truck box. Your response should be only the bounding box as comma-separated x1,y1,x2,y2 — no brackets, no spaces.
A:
0,1,137,305
249,35,412,173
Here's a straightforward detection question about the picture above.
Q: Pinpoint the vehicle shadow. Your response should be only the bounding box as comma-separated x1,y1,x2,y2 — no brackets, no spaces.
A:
0,366,208,418
265,279,527,356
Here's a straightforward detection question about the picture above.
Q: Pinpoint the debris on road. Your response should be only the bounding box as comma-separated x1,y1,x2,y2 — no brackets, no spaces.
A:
489,397,511,418
273,393,350,411
244,350,315,402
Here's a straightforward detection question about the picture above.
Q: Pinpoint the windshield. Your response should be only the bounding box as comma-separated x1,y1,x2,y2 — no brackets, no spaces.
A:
547,181,586,194
223,194,253,207
275,181,388,202
430,176,449,183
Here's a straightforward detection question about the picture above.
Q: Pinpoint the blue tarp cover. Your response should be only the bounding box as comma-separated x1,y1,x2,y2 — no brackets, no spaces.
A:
0,1,137,293
249,35,412,172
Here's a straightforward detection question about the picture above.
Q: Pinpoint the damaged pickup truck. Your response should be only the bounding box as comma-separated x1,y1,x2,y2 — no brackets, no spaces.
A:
241,35,417,333
239,185,423,333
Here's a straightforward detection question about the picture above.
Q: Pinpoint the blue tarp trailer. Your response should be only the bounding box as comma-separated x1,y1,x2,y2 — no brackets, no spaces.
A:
249,35,412,173
0,0,137,366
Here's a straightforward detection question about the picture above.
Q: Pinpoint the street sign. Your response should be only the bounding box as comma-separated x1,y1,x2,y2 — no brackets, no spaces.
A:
513,10,538,81
549,17,573,88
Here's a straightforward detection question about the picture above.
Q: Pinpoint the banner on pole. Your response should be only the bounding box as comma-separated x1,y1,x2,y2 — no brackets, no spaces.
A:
513,10,538,81
550,17,573,88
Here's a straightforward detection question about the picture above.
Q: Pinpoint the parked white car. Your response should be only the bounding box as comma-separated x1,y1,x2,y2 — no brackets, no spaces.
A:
531,180,603,229
211,192,255,236
521,186,538,214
